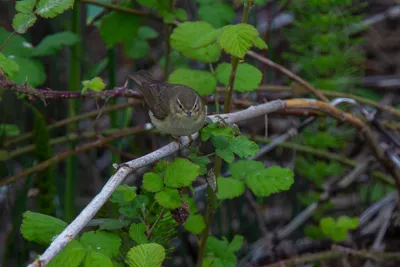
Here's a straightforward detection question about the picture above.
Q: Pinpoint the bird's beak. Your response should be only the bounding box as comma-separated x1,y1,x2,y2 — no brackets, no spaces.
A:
187,112,192,118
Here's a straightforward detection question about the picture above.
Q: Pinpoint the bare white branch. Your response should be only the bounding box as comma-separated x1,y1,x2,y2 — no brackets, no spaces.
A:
28,100,285,267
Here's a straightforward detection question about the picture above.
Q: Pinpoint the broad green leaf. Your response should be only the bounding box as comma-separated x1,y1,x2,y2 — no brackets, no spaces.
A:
0,28,33,57
304,224,325,240
218,24,258,58
161,11,176,24
80,231,121,258
32,31,80,56
142,172,164,192
227,235,244,252
215,149,234,163
174,8,188,21
217,177,245,199
16,0,37,13
211,135,230,150
201,122,233,142
245,166,294,197
215,63,263,92
0,124,20,137
192,29,222,49
159,50,189,70
0,53,20,78
83,251,113,267
198,2,235,28
11,57,45,87
164,158,200,188
253,36,268,49
137,26,159,40
110,185,137,205
188,154,210,175
168,68,217,96
155,187,182,209
129,223,148,245
35,0,74,18
47,240,86,267
125,243,165,267
124,39,150,59
119,195,149,217
100,10,140,48
229,136,259,158
87,218,130,231
81,77,106,93
229,160,264,180
184,214,206,234
12,13,37,34
21,211,67,245
320,216,359,242
170,21,221,63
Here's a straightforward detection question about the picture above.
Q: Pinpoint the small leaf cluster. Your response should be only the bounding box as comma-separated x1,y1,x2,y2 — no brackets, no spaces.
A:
203,235,244,267
218,160,294,199
0,28,79,86
305,216,359,242
142,158,199,209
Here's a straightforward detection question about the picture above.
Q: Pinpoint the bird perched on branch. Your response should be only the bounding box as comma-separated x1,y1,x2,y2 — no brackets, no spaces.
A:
129,70,207,143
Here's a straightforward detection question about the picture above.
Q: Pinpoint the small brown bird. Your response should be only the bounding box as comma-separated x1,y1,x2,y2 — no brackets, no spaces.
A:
129,70,207,138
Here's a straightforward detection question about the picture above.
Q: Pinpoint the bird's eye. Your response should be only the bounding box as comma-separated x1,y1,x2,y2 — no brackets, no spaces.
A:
193,103,197,110
177,100,184,110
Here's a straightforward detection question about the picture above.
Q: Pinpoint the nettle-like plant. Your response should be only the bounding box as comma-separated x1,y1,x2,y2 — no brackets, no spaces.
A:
1,0,297,266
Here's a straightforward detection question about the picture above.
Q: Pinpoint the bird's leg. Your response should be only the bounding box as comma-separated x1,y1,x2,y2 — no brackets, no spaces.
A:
170,135,183,147
187,135,194,147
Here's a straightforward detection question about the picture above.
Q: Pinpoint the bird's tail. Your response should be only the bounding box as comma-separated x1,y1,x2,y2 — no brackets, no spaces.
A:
129,70,157,87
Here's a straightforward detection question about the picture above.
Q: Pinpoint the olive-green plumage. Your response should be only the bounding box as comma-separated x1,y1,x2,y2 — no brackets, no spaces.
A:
129,70,207,136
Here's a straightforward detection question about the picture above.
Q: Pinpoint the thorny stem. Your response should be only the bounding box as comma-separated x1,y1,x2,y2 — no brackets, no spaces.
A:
197,1,254,267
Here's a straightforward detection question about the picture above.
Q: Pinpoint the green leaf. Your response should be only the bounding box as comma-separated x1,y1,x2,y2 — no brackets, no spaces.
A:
218,24,259,58
216,149,234,163
87,218,130,231
192,29,222,49
83,251,114,267
110,185,137,205
211,135,230,150
245,166,294,197
32,31,80,56
12,13,37,34
0,53,20,78
0,124,20,137
227,235,244,252
215,62,263,92
164,158,200,188
124,39,150,59
82,77,106,93
0,28,33,57
21,211,67,245
137,26,159,40
35,0,74,18
47,240,86,267
159,50,189,70
170,21,221,63
229,136,259,158
198,2,235,28
253,36,268,50
155,187,182,209
100,10,140,48
80,231,121,258
168,68,217,96
10,57,46,87
129,223,148,245
183,214,206,234
188,154,210,175
320,216,359,242
217,177,246,199
304,224,325,240
119,195,149,217
16,0,37,13
201,122,233,142
142,172,164,193
174,8,188,21
229,160,264,180
125,243,165,267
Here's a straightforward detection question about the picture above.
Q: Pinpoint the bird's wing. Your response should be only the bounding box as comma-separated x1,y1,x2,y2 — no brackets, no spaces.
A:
129,71,170,120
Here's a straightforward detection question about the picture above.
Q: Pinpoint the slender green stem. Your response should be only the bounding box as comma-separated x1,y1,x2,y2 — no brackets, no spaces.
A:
0,31,15,52
147,208,165,239
65,2,82,222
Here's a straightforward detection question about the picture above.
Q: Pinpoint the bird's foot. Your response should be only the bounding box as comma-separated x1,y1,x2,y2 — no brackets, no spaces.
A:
170,136,184,147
